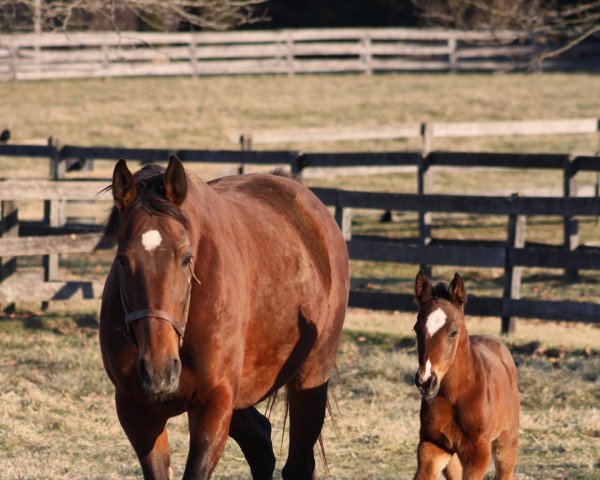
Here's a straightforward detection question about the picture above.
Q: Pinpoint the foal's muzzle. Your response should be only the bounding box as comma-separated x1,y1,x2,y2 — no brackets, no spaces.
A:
415,371,439,399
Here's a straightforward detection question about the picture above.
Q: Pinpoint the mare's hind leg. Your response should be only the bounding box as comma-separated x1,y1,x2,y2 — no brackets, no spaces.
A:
281,381,329,480
492,429,518,480
229,407,276,480
115,392,172,480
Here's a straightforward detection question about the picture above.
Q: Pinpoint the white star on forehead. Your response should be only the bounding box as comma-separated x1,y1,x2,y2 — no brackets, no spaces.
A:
141,229,162,252
426,308,447,336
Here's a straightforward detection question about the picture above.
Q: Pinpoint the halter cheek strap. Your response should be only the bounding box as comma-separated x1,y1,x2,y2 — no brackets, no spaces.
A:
117,262,199,349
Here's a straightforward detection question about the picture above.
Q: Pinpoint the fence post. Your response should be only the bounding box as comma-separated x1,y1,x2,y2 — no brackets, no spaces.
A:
101,43,109,79
43,138,64,307
285,33,294,77
563,155,579,280
595,119,600,221
361,32,372,75
502,198,526,335
9,44,17,81
189,34,198,78
418,123,433,274
0,199,18,312
238,133,252,174
448,38,457,72
335,202,352,241
291,153,305,183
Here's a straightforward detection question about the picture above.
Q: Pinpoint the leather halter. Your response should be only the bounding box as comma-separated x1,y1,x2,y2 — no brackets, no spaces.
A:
117,261,200,349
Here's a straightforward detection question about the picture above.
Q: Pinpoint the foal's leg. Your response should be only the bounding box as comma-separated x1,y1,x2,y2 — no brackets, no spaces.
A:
281,381,329,480
115,392,172,480
492,429,518,480
183,386,234,480
442,454,462,480
229,407,276,480
413,441,452,480
458,442,491,480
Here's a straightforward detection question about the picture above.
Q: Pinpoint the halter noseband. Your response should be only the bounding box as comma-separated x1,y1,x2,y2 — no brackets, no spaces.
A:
117,262,200,349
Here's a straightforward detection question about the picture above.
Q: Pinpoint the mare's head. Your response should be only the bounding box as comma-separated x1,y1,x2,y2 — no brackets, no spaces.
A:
413,271,467,399
107,155,194,398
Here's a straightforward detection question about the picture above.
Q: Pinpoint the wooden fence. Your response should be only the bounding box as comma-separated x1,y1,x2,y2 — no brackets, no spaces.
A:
1,142,600,332
313,187,600,333
1,28,599,80
239,118,600,151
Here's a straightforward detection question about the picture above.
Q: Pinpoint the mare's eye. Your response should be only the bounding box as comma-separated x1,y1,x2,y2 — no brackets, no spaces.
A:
449,331,458,339
182,254,193,267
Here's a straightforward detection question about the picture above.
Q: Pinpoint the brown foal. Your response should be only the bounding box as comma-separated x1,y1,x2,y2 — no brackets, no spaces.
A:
412,271,520,480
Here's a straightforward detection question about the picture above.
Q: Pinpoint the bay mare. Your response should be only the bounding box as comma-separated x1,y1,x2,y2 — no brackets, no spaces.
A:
412,272,520,479
99,156,349,479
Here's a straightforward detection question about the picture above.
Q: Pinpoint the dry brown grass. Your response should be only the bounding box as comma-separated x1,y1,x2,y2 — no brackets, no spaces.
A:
1,72,600,478
0,72,599,181
0,308,598,479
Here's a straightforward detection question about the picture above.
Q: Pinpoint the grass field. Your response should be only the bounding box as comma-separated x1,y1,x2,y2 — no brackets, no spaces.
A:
0,309,598,479
1,72,600,478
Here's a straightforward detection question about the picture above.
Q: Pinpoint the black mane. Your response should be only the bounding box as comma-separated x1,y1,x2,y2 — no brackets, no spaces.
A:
431,282,452,301
104,164,190,240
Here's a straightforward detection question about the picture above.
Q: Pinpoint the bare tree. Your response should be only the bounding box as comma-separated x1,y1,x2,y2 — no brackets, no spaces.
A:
412,0,600,69
0,0,266,33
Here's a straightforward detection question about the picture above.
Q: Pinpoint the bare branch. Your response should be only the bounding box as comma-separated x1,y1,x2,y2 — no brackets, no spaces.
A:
411,0,600,70
0,0,267,32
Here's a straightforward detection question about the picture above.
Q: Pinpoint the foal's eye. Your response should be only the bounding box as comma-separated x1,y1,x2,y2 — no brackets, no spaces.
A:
182,254,193,267
449,331,458,339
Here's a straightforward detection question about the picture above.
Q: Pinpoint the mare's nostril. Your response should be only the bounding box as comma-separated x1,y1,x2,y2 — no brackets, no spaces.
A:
169,357,182,383
138,358,151,387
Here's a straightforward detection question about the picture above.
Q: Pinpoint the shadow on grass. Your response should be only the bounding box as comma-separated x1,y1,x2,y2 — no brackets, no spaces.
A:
17,313,100,334
343,329,416,353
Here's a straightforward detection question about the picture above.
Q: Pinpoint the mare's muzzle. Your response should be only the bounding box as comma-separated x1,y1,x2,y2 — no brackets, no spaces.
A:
138,353,181,396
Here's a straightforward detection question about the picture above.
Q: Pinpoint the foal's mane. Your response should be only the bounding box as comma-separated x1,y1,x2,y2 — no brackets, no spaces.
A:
104,164,190,240
431,282,452,301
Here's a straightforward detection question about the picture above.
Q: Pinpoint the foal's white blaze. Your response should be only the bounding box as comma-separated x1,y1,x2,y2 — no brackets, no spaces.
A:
422,358,432,382
426,308,447,337
141,229,162,252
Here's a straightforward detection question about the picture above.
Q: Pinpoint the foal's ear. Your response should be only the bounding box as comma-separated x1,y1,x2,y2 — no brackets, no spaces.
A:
448,273,467,307
414,270,433,304
112,159,137,210
164,155,188,205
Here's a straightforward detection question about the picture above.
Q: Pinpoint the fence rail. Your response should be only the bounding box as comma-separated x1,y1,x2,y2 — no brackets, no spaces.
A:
1,140,600,331
313,188,600,330
1,28,599,81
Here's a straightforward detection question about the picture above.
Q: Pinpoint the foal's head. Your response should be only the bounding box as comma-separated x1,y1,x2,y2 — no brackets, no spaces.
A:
108,155,194,398
413,271,467,399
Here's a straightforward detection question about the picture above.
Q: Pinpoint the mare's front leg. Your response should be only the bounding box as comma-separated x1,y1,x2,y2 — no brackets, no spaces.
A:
413,441,452,480
115,392,172,480
183,386,234,480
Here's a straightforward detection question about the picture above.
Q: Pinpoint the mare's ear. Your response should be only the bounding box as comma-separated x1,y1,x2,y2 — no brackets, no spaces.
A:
448,273,467,307
164,155,188,205
414,270,433,304
112,159,137,210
